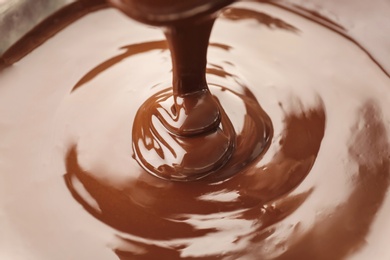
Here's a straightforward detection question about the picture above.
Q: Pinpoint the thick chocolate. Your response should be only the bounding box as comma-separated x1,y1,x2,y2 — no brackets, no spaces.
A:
110,0,272,181
0,1,390,260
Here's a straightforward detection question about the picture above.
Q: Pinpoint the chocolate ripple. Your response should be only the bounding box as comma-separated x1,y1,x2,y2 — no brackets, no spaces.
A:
1,2,390,260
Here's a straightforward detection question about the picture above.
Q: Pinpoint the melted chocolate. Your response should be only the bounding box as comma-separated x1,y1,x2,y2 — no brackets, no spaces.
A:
1,1,390,260
110,0,271,181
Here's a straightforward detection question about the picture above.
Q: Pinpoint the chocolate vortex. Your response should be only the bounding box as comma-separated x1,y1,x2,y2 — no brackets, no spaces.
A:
1,1,390,260
63,5,327,259
65,102,323,258
61,4,390,259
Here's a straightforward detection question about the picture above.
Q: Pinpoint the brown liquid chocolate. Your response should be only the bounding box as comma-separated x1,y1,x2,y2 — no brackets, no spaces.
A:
110,0,272,181
1,1,390,260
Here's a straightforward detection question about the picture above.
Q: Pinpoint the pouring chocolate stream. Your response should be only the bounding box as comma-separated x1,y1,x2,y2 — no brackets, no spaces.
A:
1,1,390,259
109,0,272,181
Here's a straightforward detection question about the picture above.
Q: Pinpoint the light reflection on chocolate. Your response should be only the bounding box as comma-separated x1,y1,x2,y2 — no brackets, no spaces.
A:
271,102,390,260
64,101,323,258
1,1,390,260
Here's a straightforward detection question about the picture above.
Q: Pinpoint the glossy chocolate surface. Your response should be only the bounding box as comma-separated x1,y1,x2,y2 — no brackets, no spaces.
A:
1,1,390,260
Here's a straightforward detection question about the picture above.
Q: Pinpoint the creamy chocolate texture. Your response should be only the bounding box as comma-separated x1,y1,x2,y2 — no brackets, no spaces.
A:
1,1,390,260
110,0,272,181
